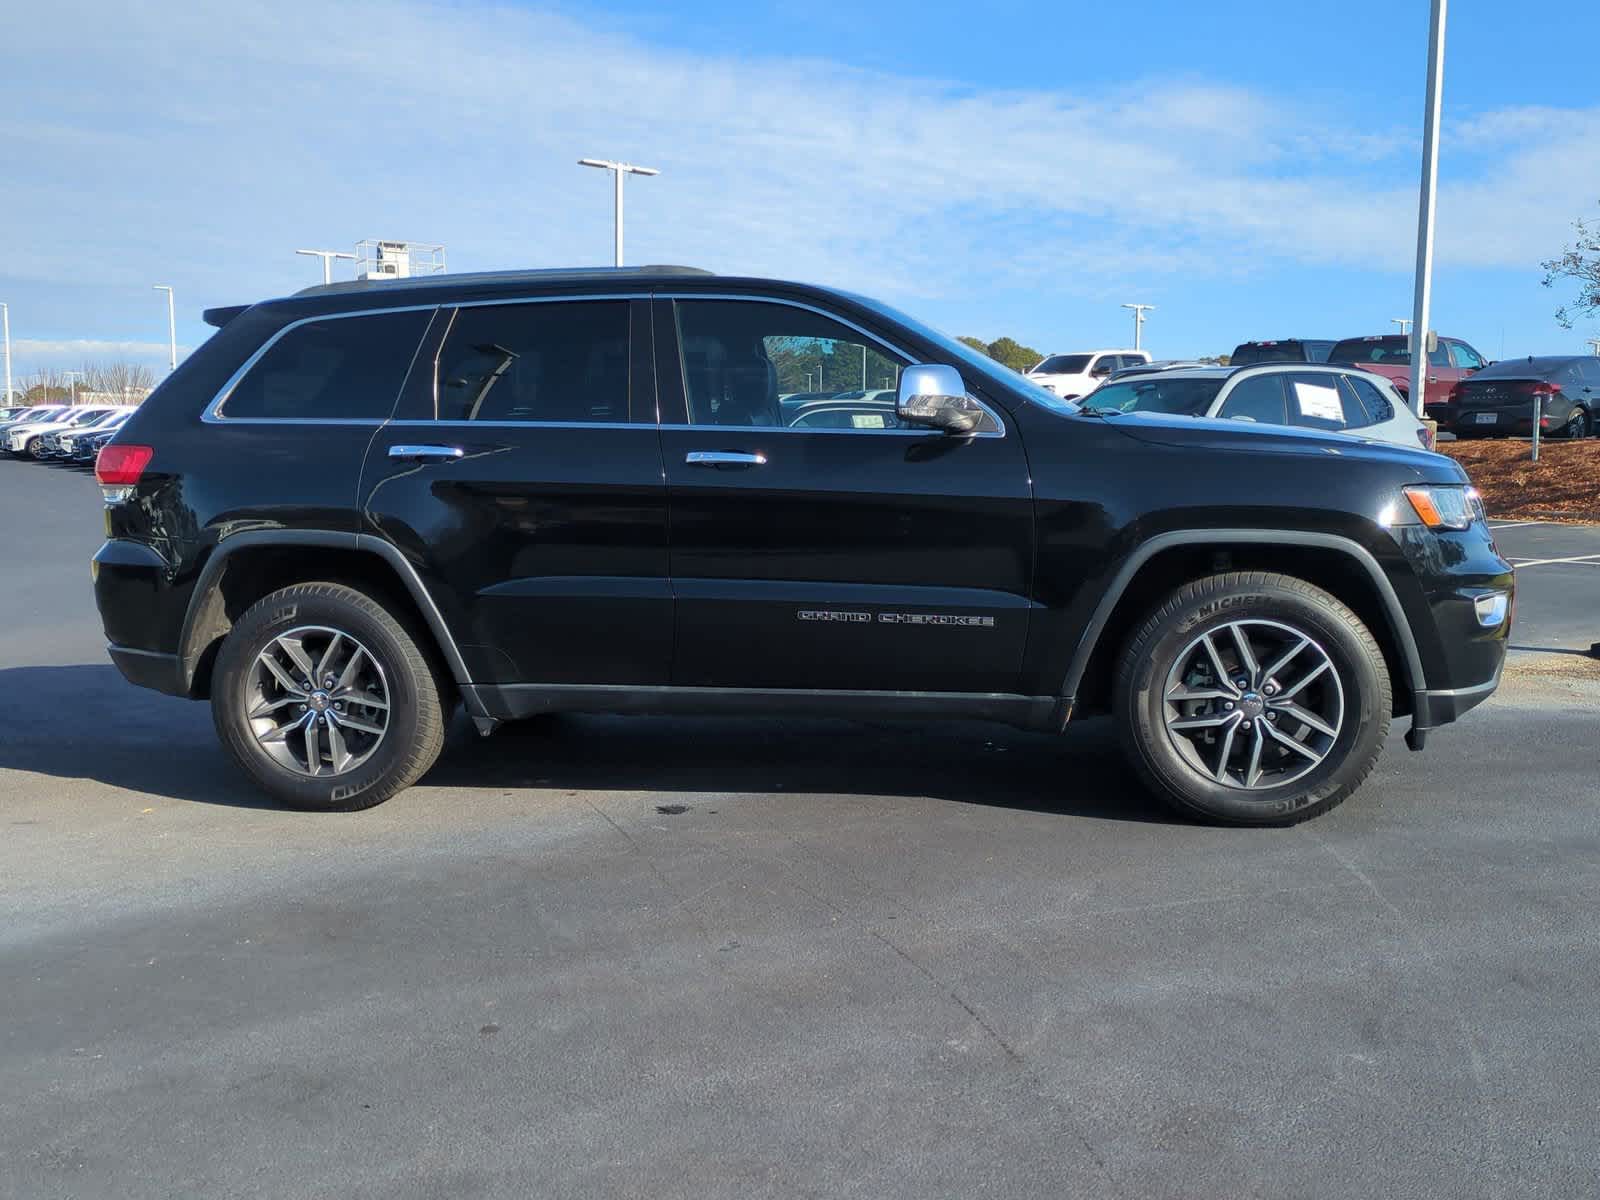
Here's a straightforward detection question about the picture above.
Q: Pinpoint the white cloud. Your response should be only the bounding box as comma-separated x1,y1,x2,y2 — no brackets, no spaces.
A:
1,0,1596,339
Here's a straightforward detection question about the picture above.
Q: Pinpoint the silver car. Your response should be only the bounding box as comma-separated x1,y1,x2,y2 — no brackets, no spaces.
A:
1080,363,1434,450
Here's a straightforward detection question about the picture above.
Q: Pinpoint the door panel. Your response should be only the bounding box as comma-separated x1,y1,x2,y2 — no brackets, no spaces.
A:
656,297,1035,694
360,298,672,686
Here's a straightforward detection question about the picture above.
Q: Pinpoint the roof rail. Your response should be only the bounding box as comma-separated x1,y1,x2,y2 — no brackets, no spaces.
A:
291,264,714,298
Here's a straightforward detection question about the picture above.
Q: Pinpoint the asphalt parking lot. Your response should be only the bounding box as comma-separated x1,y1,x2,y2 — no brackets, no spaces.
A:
3,457,1598,1199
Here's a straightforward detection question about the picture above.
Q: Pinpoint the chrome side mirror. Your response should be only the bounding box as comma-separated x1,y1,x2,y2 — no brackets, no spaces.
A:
896,364,997,434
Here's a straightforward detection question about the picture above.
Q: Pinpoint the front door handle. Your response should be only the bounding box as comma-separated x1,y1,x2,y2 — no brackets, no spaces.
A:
685,450,767,468
388,444,465,460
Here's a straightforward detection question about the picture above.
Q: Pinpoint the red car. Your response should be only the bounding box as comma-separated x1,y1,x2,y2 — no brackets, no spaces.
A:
1326,334,1490,421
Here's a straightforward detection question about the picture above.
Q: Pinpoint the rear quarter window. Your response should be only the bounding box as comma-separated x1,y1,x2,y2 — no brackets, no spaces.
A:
220,309,432,420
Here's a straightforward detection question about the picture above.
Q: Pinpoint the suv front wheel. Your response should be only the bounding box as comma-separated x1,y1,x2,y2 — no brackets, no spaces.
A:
1115,572,1391,825
211,582,448,811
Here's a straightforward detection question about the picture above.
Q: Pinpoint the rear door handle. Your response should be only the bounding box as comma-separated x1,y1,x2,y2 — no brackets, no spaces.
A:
388,444,465,460
685,450,767,468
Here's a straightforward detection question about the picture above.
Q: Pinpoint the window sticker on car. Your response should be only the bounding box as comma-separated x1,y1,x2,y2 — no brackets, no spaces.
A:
1292,380,1343,422
852,413,886,429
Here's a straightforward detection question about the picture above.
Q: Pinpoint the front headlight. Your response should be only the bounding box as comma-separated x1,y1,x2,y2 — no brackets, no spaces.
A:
1403,484,1485,531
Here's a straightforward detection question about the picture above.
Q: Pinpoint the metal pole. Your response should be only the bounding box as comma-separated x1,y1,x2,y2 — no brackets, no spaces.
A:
614,167,624,268
861,344,867,389
154,286,176,373
1,302,10,405
1407,0,1447,417
1532,395,1542,462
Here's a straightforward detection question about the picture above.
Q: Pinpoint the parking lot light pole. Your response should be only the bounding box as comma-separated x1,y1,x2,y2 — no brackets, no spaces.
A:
153,286,177,373
578,159,660,267
1,302,11,405
1121,303,1155,351
1407,0,1448,416
63,370,80,406
1585,338,1600,356
1392,318,1413,335
295,249,356,285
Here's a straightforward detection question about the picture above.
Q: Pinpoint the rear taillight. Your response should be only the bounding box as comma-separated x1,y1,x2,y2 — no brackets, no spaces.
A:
1518,381,1559,396
1417,426,1435,449
95,444,152,502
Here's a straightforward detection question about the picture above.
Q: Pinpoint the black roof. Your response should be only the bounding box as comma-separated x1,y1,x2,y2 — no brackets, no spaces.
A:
292,264,713,298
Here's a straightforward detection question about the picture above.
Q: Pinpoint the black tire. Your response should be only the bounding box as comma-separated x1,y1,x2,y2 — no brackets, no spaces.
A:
1560,408,1590,440
1114,572,1391,826
211,582,448,811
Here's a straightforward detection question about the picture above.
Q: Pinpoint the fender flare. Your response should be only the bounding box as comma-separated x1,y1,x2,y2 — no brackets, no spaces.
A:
1058,529,1427,700
175,529,474,695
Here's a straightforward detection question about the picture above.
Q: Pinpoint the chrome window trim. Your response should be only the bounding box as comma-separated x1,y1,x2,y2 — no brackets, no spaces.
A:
661,292,1006,439
202,290,1004,437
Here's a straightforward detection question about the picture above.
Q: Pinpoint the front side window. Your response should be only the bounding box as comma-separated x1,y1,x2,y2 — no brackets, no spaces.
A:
434,301,629,423
1218,374,1288,425
675,300,907,430
224,309,431,420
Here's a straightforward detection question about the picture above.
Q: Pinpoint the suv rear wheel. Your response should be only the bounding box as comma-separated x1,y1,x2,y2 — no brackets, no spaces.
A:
1114,572,1391,825
211,582,448,811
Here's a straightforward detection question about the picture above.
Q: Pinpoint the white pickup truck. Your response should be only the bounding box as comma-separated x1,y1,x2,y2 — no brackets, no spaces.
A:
1025,349,1151,400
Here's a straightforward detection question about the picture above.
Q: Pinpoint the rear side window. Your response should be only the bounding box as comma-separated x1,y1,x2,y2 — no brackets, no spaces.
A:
1449,341,1485,370
435,302,629,423
1218,374,1287,424
1342,374,1395,424
222,310,431,420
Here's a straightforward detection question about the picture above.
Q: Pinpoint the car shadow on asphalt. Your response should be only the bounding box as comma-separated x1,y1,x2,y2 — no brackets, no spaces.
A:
0,664,1175,824
0,663,280,809
425,710,1176,825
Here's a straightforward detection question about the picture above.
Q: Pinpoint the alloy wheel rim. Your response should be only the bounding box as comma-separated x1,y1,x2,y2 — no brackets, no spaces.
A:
1162,619,1346,791
245,625,390,777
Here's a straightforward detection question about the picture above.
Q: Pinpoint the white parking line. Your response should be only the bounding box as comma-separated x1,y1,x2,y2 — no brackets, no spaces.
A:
1489,520,1551,530
1507,554,1600,568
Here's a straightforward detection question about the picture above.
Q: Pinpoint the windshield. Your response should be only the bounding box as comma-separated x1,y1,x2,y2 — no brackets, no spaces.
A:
67,409,108,425
843,293,1077,414
1231,342,1304,365
1033,354,1091,375
1082,377,1226,416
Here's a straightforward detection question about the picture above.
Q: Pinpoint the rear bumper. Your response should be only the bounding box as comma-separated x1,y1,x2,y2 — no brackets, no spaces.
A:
1446,403,1577,436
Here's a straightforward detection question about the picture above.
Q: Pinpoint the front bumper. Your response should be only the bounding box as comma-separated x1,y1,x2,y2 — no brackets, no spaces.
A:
1394,522,1513,739
107,644,187,697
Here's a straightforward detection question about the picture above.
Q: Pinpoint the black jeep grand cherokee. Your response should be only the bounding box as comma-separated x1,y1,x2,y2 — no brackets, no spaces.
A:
91,266,1512,825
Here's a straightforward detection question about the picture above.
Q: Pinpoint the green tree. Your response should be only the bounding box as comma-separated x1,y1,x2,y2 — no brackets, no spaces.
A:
986,337,1043,373
957,336,992,356
1542,203,1600,329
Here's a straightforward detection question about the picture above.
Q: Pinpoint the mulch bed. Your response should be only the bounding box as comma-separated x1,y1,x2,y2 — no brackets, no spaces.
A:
1443,440,1600,523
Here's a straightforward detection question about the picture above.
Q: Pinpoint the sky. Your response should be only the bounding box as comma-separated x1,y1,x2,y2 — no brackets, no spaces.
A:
2,0,1599,383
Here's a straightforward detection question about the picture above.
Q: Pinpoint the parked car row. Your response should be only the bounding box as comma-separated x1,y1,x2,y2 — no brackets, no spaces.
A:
0,404,138,464
1032,331,1597,443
